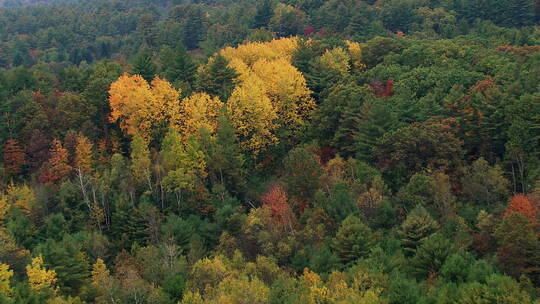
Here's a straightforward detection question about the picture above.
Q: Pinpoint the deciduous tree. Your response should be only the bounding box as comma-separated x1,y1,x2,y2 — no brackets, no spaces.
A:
3,139,26,177
39,139,72,184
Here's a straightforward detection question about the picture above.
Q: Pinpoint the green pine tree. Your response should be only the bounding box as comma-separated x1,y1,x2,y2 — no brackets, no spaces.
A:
196,55,239,102
397,205,439,257
252,0,274,29
332,215,375,265
132,49,157,83
160,45,197,93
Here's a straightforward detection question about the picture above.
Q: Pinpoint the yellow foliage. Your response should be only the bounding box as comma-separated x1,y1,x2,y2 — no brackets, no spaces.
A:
213,276,269,304
0,263,13,296
5,183,36,216
109,74,154,138
26,255,57,291
320,47,351,76
108,74,181,141
180,291,205,304
227,74,277,155
189,256,231,292
91,258,110,285
220,37,298,67
0,196,8,224
175,93,224,140
226,57,252,82
345,40,365,71
251,58,315,129
74,135,93,175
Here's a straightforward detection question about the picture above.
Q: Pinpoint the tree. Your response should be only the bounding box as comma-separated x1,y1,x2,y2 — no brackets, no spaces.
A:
332,215,375,265
130,134,152,191
74,135,93,176
261,184,294,231
132,49,157,83
3,139,26,178
201,113,246,194
462,158,509,206
494,212,540,283
252,0,274,29
375,118,463,185
250,58,316,134
282,146,322,206
397,205,439,256
26,129,49,173
269,4,306,37
0,263,13,296
109,74,181,140
161,129,207,205
39,139,72,184
160,45,197,93
91,258,119,304
26,255,57,291
174,92,223,140
504,194,538,226
319,47,351,76
227,74,277,155
196,55,239,102
410,233,452,279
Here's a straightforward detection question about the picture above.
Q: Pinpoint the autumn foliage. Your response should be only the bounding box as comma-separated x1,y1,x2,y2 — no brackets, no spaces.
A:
504,194,538,226
39,139,73,183
3,139,26,177
261,184,294,230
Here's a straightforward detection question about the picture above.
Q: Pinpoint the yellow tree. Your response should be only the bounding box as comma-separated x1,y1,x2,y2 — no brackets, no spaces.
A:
26,255,57,291
0,196,8,224
74,135,94,176
109,73,154,138
319,47,351,76
149,76,182,125
251,58,315,131
220,37,298,67
108,74,181,141
345,40,365,71
5,183,36,216
91,258,118,304
0,263,13,296
174,93,224,140
227,74,277,155
74,135,104,231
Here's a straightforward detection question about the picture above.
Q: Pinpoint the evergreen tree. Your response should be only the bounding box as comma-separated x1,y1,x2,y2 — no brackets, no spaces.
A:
35,236,91,296
410,233,452,279
201,113,246,194
252,0,274,29
332,215,375,265
111,198,149,249
196,55,239,102
132,49,157,83
160,45,197,93
397,205,439,257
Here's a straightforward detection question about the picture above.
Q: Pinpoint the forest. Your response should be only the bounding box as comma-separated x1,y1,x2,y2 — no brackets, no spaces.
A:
0,0,540,303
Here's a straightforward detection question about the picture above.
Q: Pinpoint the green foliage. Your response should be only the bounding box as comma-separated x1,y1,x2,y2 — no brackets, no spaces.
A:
332,215,375,265
397,205,439,256
410,233,452,279
132,49,157,83
196,55,239,102
0,0,539,301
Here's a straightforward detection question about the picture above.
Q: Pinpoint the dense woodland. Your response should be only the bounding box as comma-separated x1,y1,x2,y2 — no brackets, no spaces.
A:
0,0,540,303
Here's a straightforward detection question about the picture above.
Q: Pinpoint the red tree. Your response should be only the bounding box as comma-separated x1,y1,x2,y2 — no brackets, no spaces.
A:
3,139,26,177
504,194,538,226
261,184,294,230
39,139,73,183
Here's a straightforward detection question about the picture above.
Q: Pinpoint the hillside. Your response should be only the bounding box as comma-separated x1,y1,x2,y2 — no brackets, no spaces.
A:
0,0,540,303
